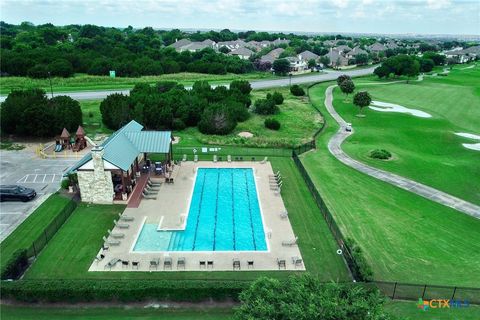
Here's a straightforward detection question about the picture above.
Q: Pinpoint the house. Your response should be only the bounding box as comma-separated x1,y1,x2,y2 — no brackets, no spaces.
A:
445,46,480,63
347,46,368,59
285,56,308,72
67,120,172,204
334,45,352,53
386,41,399,50
272,38,290,46
260,48,285,63
170,39,192,51
324,48,349,67
323,39,341,47
217,40,247,51
298,50,319,62
368,42,387,53
228,47,254,60
179,42,211,52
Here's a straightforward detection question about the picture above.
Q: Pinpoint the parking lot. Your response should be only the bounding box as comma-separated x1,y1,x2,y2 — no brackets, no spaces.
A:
0,149,78,241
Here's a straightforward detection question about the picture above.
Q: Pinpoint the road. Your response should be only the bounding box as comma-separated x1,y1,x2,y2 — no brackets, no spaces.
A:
0,67,376,102
323,84,480,219
0,149,78,241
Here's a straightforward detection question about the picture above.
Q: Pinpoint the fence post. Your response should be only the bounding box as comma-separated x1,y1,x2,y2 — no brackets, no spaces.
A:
422,284,427,299
451,286,457,300
392,282,397,299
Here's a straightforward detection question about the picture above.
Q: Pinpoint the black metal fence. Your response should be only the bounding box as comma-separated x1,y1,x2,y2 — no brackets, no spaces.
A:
25,199,77,259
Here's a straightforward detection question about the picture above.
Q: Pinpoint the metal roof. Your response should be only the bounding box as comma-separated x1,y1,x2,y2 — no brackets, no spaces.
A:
66,120,171,174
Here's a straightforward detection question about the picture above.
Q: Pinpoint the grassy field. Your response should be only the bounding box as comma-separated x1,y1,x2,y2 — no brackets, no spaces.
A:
23,157,349,281
0,305,234,320
384,300,480,320
0,194,72,271
81,86,321,146
300,81,480,287
335,64,480,204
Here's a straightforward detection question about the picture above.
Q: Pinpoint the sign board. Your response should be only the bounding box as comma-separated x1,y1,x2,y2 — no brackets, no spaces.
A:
109,70,116,78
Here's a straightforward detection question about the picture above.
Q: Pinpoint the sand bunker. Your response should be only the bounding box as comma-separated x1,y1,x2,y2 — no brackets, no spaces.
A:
238,131,253,138
369,101,432,118
454,132,480,151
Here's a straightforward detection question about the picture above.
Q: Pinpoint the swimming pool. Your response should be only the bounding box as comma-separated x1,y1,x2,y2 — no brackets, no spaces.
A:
133,168,267,251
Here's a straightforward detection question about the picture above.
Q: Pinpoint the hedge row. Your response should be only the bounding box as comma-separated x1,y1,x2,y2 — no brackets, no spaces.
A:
0,279,248,303
345,238,374,282
1,250,28,280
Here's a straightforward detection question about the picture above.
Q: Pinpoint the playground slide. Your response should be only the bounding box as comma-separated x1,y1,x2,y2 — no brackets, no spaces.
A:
54,144,63,152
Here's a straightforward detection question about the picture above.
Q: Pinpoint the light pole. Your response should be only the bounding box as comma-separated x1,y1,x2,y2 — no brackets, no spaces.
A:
48,71,53,98
289,73,292,87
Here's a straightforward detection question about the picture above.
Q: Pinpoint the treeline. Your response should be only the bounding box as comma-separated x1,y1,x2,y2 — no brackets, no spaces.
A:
100,80,253,135
0,22,253,78
374,52,446,79
0,89,82,137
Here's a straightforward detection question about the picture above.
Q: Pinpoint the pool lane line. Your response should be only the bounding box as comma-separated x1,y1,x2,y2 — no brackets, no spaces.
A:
212,170,220,251
244,170,257,250
232,171,236,251
191,170,207,251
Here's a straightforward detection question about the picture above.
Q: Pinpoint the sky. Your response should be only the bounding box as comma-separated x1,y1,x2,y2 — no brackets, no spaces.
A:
1,0,479,35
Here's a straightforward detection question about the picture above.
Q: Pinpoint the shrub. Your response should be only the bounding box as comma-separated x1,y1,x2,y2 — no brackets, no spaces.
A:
27,64,49,78
229,80,252,95
369,149,392,160
264,118,280,130
198,103,237,135
61,179,70,190
336,74,351,86
290,85,305,96
253,98,279,115
271,92,284,105
172,118,186,130
345,238,374,282
1,249,28,280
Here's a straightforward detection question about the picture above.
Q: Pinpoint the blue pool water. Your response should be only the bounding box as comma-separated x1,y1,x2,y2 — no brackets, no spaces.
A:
133,168,267,251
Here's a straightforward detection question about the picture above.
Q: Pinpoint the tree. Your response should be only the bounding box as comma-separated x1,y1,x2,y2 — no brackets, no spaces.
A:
198,103,237,135
99,93,131,130
229,80,252,95
49,96,83,133
336,74,351,86
28,64,49,78
420,58,434,72
235,275,393,320
423,51,446,65
374,65,390,78
271,92,284,105
272,58,290,75
290,84,305,96
353,91,372,115
339,79,355,99
320,56,330,67
253,98,279,115
48,59,74,77
219,46,230,54
355,53,369,65
307,59,316,69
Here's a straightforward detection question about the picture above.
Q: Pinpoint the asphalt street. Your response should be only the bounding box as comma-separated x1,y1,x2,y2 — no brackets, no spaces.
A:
0,67,376,102
0,150,78,241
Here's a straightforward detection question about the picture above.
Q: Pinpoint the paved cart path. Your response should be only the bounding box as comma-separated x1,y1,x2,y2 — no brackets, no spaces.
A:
0,67,376,102
323,84,480,219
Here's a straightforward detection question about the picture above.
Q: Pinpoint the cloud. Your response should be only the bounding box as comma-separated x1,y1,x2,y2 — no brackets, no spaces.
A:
426,0,451,10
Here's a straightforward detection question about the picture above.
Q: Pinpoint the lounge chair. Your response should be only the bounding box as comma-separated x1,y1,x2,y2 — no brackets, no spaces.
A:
182,154,187,162
277,258,286,270
108,229,125,239
146,184,161,191
194,155,198,162
292,257,303,268
150,258,160,269
148,178,162,186
274,188,282,195
164,257,172,270
247,260,254,269
118,213,134,222
233,259,241,270
144,188,159,195
282,236,298,246
177,257,186,270
279,211,288,219
199,261,206,268
207,261,214,269
95,253,105,264
122,260,129,268
113,219,129,229
260,156,268,164
142,191,157,200
270,182,282,190
269,171,281,178
103,236,120,246
227,155,232,162
105,258,121,270
213,155,217,163
132,261,139,269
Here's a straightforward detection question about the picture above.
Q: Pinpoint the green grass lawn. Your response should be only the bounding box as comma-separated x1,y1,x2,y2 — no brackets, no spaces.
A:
81,86,320,147
384,300,480,320
24,157,349,281
334,65,480,204
301,82,480,287
0,72,280,95
0,194,72,271
0,305,234,320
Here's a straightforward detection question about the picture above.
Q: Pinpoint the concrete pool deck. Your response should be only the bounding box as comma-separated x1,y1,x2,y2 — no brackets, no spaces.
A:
89,161,305,272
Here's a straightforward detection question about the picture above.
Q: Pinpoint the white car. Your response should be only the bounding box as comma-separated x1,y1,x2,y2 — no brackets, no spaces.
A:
345,123,352,132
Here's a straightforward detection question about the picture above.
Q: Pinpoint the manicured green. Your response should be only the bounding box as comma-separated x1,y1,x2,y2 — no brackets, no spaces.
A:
301,82,480,287
0,305,233,320
336,64,480,204
384,300,480,320
0,194,71,271
24,157,348,281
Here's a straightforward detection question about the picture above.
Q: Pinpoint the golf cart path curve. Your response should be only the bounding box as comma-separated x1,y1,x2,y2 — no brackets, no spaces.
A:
324,84,480,219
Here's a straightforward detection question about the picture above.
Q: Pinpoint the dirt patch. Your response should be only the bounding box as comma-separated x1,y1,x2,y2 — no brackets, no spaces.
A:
238,131,254,138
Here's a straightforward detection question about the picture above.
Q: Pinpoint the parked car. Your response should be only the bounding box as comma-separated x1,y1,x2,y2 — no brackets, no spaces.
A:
345,123,352,132
0,185,36,202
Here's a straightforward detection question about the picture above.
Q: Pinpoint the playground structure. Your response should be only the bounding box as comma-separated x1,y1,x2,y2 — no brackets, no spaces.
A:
54,126,87,153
